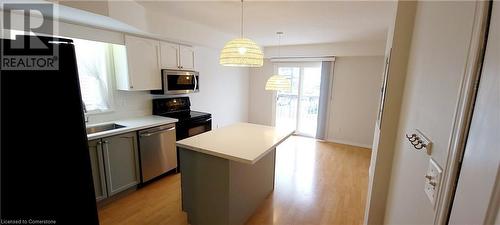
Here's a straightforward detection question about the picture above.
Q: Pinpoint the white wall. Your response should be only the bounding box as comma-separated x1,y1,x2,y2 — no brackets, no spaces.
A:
383,1,477,223
248,59,275,126
107,1,149,32
364,1,414,224
326,56,384,148
55,0,150,34
264,41,386,58
87,91,153,124
188,46,249,128
146,9,234,49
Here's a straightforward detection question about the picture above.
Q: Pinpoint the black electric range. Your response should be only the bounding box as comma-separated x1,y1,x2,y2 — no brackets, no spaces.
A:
152,97,212,141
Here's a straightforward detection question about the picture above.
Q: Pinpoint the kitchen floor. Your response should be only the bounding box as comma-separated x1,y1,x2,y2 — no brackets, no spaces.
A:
98,135,371,225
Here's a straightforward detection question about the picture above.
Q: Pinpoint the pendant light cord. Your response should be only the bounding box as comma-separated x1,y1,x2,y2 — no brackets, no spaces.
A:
277,31,283,58
240,0,244,38
278,33,281,57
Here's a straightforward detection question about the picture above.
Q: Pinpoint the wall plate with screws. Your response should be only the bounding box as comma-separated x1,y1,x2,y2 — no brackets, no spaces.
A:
425,158,442,208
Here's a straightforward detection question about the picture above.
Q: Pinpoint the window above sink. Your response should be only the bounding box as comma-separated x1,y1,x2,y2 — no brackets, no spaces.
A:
74,38,115,114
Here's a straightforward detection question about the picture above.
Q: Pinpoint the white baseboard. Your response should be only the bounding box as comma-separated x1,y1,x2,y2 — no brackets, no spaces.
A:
326,138,372,149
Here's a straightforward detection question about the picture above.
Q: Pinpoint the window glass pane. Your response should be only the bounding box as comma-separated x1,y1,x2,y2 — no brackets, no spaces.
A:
278,67,299,95
73,39,111,112
276,67,300,132
298,66,322,136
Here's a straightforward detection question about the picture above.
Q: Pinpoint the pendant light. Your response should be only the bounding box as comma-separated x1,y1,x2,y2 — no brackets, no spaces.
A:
265,32,291,91
219,0,263,67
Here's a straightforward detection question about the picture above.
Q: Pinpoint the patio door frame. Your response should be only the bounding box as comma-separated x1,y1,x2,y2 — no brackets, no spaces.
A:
271,62,322,137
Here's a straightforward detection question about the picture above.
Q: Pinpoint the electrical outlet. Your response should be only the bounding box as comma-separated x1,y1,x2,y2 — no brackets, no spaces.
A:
425,158,442,208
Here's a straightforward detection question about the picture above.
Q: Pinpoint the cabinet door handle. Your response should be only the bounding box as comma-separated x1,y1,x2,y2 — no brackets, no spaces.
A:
156,44,161,71
102,140,109,155
177,47,180,69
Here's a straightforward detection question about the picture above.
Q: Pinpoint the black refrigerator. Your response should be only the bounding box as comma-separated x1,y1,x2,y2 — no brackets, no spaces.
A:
0,35,99,224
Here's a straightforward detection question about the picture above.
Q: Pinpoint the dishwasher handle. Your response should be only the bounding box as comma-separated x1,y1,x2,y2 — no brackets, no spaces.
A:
140,126,175,137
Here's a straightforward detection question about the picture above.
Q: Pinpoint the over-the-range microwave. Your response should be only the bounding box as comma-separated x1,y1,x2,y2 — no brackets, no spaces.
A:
151,69,199,95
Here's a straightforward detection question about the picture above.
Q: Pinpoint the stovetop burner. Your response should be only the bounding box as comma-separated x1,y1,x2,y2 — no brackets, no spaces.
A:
153,97,211,122
159,110,211,121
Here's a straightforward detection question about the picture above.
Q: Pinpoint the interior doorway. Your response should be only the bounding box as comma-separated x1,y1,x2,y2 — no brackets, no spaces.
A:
447,1,499,223
273,62,322,137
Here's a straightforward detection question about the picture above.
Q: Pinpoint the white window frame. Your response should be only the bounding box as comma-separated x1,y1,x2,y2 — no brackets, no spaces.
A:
271,62,322,137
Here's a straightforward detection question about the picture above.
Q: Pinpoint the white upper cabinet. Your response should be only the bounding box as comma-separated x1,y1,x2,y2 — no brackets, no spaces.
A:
179,45,195,70
160,42,195,70
114,35,162,91
114,36,196,91
160,42,180,70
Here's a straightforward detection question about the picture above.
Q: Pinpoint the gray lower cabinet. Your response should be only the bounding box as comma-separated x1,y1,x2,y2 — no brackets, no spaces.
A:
102,132,140,196
88,139,108,201
88,132,140,202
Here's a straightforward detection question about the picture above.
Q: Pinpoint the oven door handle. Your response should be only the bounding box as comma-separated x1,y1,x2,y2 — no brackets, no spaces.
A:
183,117,211,127
189,118,211,124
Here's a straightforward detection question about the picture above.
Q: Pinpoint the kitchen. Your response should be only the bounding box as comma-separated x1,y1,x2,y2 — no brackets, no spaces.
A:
0,1,459,225
0,0,390,224
0,0,392,224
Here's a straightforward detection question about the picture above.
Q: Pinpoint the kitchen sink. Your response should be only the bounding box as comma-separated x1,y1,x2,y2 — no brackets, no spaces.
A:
86,123,126,135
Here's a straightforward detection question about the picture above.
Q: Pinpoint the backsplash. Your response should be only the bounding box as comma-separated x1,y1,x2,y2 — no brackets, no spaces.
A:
86,90,152,124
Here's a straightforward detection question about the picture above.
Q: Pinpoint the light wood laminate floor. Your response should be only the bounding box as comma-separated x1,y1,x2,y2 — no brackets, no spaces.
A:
98,135,371,225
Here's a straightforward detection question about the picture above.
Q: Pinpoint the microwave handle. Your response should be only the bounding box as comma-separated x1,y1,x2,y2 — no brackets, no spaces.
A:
194,75,198,91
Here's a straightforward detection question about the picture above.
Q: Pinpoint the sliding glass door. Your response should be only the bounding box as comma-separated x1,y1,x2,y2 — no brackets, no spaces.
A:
274,62,322,137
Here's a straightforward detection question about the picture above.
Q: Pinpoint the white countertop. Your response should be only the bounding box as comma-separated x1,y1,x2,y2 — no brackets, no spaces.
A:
176,123,294,164
87,115,178,140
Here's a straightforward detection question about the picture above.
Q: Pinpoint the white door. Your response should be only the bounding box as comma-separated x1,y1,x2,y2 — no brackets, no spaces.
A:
274,62,322,137
448,2,500,224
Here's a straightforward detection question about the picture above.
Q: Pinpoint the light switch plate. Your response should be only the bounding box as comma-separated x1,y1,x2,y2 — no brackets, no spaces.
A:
425,158,442,208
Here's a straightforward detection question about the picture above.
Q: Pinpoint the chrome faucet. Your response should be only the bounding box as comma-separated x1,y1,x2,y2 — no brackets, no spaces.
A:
82,101,89,123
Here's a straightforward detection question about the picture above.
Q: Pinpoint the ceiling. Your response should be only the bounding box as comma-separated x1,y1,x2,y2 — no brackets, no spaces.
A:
138,0,394,47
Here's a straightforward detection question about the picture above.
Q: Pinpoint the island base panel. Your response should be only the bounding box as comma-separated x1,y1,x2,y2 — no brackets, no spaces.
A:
179,147,276,225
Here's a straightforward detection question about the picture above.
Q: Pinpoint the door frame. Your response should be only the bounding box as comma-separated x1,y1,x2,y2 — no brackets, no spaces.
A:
271,62,322,137
433,1,491,224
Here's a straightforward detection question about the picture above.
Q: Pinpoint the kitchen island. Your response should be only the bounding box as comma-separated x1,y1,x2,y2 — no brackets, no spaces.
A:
176,123,294,225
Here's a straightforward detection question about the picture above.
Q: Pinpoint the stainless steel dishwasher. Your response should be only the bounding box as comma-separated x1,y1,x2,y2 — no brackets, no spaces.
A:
138,124,177,183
